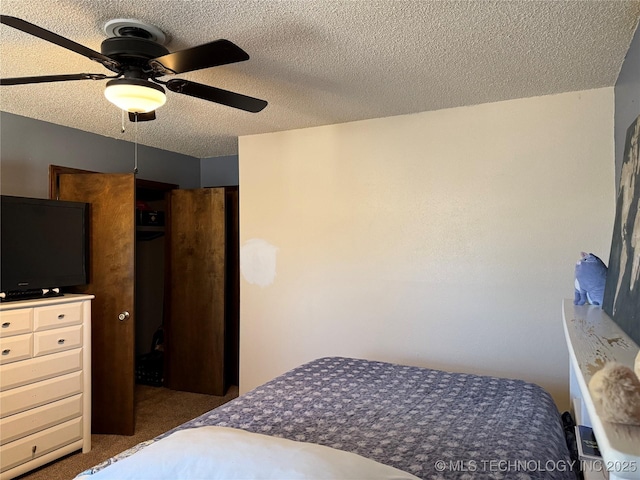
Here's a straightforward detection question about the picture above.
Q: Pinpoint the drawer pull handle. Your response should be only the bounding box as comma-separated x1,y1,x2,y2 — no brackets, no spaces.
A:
2,349,10,355
32,445,37,455
58,314,65,319
58,339,65,345
1,322,10,328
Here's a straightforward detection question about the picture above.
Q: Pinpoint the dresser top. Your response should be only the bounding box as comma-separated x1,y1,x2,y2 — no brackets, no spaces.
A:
0,294,94,311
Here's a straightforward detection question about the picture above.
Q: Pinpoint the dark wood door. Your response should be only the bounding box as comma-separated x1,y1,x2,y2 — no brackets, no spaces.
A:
58,173,136,435
165,188,226,395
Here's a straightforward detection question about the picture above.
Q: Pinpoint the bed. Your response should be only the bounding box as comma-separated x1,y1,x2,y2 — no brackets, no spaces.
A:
76,357,575,479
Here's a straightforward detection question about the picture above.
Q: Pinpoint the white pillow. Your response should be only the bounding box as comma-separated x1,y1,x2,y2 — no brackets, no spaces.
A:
81,426,421,480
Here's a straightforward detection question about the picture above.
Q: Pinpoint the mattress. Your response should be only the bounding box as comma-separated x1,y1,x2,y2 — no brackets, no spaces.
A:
78,357,575,479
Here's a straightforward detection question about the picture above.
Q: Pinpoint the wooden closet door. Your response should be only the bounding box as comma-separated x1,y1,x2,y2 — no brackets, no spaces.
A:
165,188,226,395
58,173,136,435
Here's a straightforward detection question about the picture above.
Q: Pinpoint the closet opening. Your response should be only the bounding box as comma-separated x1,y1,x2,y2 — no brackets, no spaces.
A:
134,181,174,388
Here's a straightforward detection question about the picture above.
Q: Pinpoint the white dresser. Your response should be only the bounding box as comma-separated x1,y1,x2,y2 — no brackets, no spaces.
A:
0,294,93,479
564,300,640,480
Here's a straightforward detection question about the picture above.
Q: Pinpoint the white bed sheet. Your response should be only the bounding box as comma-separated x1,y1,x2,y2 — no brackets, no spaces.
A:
76,426,421,480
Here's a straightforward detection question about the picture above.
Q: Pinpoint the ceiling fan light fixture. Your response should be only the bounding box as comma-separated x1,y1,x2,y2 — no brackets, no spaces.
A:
104,78,166,113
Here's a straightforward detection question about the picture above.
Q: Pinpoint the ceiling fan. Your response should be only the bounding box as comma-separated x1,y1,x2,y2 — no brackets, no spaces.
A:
0,15,268,122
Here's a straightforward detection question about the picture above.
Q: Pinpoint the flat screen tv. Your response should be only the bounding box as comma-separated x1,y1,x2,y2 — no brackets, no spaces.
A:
1,195,89,298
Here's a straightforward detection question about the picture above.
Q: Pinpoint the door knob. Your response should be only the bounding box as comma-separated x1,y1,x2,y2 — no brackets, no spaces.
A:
118,311,130,321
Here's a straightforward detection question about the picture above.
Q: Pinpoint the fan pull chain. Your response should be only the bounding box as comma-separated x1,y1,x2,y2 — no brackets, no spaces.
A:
134,114,139,175
119,111,139,173
121,110,126,133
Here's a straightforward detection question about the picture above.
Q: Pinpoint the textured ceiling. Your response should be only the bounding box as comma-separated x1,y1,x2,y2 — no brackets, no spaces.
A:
1,0,639,159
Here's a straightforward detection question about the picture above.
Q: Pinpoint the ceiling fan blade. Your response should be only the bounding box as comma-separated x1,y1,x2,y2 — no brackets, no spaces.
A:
150,39,249,75
166,79,267,113
0,15,120,72
129,111,156,122
0,73,108,85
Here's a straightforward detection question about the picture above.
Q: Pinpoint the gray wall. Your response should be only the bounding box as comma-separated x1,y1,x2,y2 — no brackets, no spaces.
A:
0,112,201,198
615,22,640,190
200,154,239,187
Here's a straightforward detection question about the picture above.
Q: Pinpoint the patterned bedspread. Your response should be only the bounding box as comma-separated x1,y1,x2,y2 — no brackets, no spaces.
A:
80,357,575,479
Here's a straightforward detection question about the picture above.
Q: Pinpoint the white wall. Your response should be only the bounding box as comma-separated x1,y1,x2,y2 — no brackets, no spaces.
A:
238,88,615,409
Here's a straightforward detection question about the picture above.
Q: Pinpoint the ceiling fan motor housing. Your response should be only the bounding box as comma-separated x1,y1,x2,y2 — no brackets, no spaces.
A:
101,37,169,66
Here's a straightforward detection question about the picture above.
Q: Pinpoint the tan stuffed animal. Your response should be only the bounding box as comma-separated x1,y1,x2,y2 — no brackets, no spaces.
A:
588,350,640,425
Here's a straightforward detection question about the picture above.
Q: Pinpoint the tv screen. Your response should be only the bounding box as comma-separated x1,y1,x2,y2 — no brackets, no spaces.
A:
1,195,89,295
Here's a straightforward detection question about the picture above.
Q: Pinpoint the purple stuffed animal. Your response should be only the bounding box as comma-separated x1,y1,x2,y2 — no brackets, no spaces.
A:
574,252,608,306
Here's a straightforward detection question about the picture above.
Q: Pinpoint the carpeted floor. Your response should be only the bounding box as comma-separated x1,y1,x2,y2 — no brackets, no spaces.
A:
16,384,239,480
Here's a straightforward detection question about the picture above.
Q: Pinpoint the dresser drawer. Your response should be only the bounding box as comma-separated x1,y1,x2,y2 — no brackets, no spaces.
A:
0,416,82,473
33,325,82,357
33,303,82,331
0,371,82,418
0,309,32,338
0,349,82,392
0,334,32,365
0,394,82,445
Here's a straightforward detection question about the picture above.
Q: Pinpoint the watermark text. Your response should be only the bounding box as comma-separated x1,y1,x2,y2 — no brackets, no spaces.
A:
433,459,638,474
